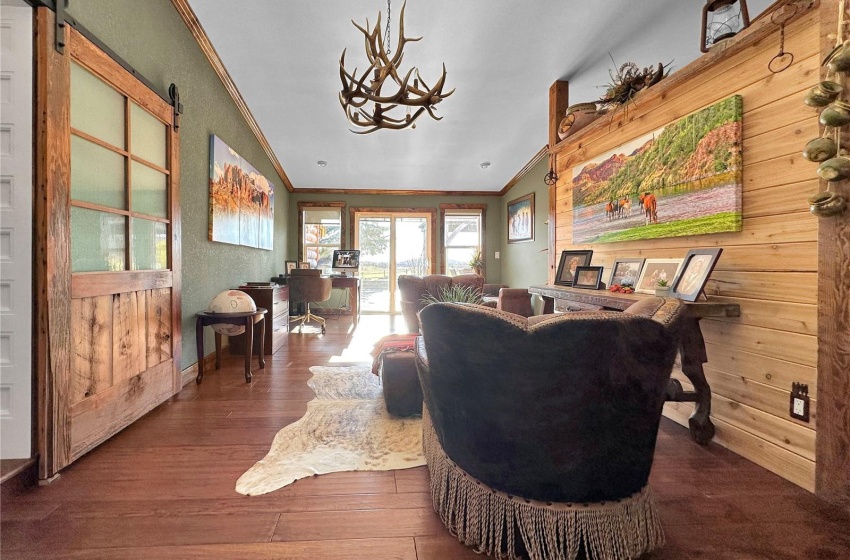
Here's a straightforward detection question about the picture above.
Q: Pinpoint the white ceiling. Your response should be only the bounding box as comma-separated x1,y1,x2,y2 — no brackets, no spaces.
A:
187,0,773,192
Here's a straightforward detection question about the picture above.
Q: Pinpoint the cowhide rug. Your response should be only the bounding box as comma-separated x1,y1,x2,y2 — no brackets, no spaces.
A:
235,365,425,496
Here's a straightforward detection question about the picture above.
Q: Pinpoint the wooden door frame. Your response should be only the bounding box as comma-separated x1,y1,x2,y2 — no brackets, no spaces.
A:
34,8,182,479
350,208,436,313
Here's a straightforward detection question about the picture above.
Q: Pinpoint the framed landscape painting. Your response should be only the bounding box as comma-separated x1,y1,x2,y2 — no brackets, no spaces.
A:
571,95,742,244
209,135,275,250
507,193,534,243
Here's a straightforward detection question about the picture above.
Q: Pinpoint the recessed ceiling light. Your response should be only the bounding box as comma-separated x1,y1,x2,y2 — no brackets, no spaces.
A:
317,160,328,167
480,161,491,169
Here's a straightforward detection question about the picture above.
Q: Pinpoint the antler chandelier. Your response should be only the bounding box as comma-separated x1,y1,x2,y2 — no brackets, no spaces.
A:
339,0,454,134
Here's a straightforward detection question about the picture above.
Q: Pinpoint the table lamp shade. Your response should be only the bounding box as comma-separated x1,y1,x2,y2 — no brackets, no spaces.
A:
207,290,257,335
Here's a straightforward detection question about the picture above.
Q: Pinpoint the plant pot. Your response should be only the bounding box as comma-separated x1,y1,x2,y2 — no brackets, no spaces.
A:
655,288,672,297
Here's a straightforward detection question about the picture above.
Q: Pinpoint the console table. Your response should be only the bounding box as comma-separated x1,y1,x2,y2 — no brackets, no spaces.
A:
195,309,266,384
528,285,740,444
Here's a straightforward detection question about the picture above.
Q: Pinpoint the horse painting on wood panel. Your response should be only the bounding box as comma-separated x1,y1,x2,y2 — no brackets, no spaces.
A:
571,95,743,244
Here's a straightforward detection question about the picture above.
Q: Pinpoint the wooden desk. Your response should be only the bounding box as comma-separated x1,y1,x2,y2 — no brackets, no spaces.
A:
330,276,361,325
529,285,741,444
195,309,266,384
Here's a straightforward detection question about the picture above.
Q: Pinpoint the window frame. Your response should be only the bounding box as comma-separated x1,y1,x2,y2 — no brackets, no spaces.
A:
439,204,486,276
298,201,345,272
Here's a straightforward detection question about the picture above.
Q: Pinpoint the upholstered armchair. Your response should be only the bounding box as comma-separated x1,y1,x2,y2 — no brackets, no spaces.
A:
415,298,686,560
397,273,486,333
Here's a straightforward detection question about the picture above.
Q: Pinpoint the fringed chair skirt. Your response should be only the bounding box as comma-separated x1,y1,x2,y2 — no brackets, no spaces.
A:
422,407,665,560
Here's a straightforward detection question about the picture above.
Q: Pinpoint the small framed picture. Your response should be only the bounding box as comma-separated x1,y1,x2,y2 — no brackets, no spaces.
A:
671,248,723,301
298,261,311,269
285,260,297,275
635,258,683,294
507,193,534,243
573,266,605,290
608,258,645,289
554,250,594,286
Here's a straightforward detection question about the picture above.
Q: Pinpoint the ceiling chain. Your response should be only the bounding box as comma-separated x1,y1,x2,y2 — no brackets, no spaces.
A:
385,0,392,55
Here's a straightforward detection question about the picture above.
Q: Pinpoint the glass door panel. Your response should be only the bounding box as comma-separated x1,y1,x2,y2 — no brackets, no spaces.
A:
358,216,391,313
395,217,429,306
70,62,125,148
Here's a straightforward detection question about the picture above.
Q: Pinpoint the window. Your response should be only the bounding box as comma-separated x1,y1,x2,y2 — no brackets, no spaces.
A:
441,204,485,276
299,202,344,273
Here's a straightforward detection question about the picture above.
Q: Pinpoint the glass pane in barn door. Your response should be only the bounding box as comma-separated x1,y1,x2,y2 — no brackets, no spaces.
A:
70,62,125,149
70,207,126,272
130,102,166,168
131,161,167,218
131,218,167,270
70,136,126,209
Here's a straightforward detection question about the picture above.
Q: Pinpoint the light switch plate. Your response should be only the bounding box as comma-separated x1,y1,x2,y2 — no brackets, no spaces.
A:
494,252,500,259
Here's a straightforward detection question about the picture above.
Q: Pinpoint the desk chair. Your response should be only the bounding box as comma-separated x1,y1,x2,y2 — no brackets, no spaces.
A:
288,269,332,334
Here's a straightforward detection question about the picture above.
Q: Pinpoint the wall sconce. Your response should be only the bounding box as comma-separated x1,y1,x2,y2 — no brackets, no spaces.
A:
701,0,750,53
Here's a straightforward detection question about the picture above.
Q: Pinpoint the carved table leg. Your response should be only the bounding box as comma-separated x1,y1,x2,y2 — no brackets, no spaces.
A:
244,316,253,383
678,316,715,444
195,317,205,384
258,315,266,369
214,332,222,369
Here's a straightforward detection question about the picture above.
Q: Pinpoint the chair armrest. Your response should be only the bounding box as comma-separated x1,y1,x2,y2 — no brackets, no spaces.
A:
497,288,533,317
624,297,685,327
483,283,508,296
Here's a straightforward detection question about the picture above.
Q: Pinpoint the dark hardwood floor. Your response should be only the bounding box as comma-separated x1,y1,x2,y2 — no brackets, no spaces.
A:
2,314,848,559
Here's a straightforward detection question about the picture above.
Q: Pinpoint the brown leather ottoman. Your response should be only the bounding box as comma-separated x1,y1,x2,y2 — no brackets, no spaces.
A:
379,352,423,417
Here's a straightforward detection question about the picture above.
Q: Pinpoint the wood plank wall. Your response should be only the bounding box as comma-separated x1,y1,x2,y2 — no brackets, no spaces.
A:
551,11,820,490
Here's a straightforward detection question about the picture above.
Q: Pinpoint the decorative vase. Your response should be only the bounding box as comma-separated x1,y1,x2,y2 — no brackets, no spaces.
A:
804,81,843,107
819,100,850,127
817,156,850,181
808,191,847,217
802,137,838,162
557,103,600,140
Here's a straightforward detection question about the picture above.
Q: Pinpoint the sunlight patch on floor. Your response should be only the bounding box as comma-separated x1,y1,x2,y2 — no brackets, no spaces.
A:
329,314,410,364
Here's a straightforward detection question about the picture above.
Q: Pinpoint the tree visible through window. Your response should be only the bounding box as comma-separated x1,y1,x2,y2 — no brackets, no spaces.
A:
444,211,482,276
303,208,341,273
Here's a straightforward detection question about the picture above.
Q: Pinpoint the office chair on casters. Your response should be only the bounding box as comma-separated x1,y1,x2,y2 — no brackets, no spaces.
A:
288,269,332,334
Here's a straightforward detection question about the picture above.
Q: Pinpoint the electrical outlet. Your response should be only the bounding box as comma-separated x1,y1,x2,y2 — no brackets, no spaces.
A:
790,382,810,422
494,252,500,259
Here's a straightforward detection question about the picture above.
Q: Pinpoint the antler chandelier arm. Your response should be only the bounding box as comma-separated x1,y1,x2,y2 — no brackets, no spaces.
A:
338,0,453,132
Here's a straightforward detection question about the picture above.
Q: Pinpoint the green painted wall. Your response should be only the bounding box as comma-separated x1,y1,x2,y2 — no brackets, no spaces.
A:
288,193,503,284
500,159,550,288
67,0,290,369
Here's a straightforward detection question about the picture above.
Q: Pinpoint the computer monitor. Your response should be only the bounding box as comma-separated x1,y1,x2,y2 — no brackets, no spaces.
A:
332,249,360,276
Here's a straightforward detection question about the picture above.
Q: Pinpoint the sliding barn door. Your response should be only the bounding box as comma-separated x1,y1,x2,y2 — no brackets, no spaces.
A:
35,9,181,478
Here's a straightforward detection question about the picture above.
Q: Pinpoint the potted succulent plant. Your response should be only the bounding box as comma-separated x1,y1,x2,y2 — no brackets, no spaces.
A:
655,279,672,297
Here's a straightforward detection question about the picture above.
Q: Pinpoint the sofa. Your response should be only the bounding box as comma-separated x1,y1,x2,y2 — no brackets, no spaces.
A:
397,273,488,333
415,298,686,560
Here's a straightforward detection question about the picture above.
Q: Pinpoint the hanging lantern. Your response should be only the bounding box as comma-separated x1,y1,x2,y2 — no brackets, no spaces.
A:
701,0,750,53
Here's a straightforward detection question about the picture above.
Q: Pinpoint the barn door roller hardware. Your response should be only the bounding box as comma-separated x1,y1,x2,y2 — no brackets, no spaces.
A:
168,84,183,130
55,0,68,53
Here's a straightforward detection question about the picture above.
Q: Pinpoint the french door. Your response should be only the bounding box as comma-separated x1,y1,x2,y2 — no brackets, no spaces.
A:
35,9,181,478
352,210,435,314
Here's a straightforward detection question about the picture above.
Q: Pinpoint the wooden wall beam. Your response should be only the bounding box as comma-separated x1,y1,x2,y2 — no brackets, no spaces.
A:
815,0,850,511
548,80,569,151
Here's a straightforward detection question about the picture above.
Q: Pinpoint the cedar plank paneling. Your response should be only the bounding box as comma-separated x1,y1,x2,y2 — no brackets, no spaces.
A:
549,8,821,491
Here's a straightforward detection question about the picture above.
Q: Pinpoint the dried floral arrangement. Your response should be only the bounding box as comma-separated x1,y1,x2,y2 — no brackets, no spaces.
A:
597,58,671,109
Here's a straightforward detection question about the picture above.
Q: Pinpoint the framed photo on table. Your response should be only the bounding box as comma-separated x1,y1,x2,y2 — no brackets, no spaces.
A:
573,266,605,289
608,258,645,289
507,193,534,243
635,258,683,294
554,250,593,286
298,261,311,269
285,260,297,275
671,248,723,301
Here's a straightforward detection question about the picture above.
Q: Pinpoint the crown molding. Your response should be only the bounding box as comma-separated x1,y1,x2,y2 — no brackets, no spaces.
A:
170,0,294,192
292,188,503,197
499,146,547,196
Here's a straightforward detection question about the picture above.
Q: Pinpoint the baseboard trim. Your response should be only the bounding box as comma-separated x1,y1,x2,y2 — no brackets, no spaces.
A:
180,349,220,387
1,458,38,499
